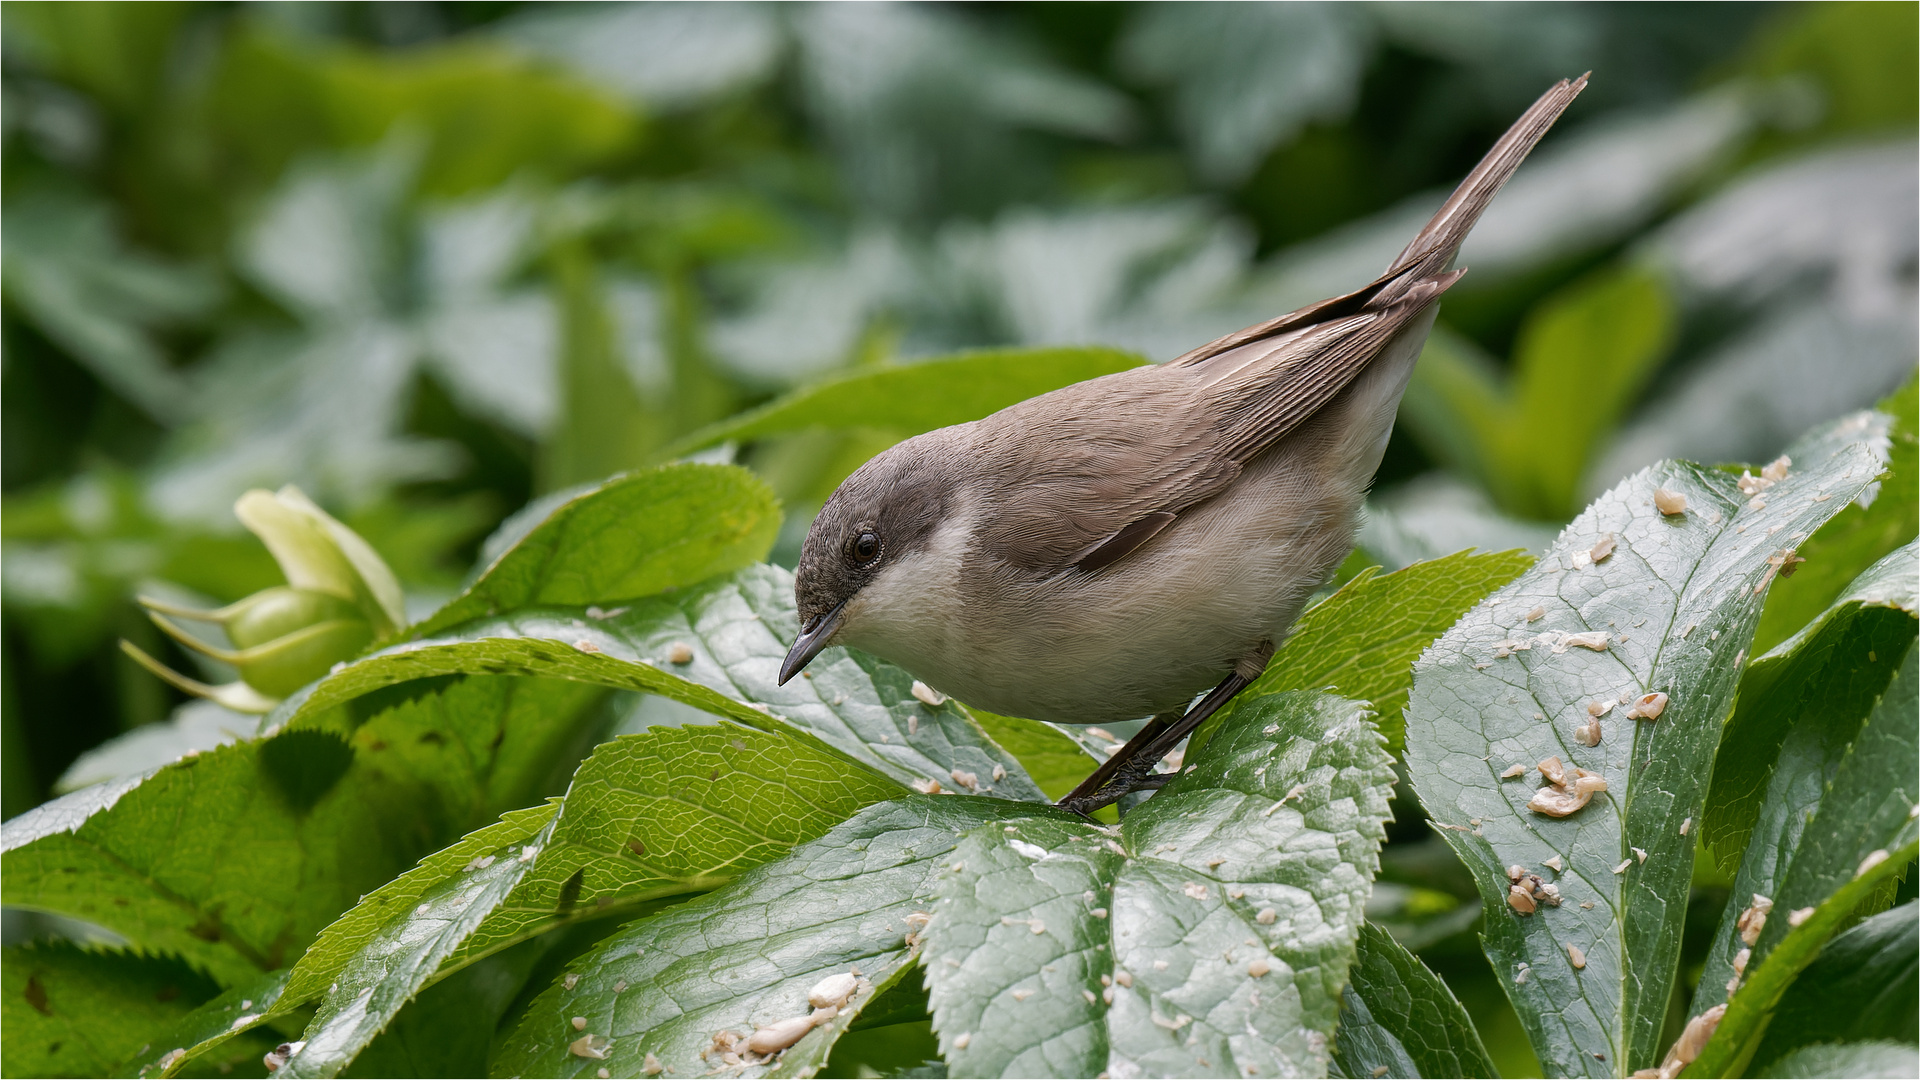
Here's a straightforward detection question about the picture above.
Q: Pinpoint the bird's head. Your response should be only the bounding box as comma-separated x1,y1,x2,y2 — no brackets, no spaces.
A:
780,438,955,684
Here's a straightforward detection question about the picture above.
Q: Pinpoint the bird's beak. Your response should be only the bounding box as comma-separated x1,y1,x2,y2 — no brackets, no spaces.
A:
778,602,846,685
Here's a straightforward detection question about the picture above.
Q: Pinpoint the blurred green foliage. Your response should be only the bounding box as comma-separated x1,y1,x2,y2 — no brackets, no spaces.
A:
2,3,1914,1074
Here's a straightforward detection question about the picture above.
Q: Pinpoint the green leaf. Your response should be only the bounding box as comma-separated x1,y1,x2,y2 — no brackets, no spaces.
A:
273,564,1043,800
118,968,295,1079
923,690,1396,1079
1198,549,1533,756
1402,413,1885,1076
410,464,781,639
269,722,901,1078
1749,900,1917,1071
661,347,1148,459
1686,641,1920,1078
490,796,1031,1079
1753,378,1918,655
1332,923,1497,1080
964,708,1100,802
1703,541,1917,873
343,937,557,1080
1754,1041,1920,1080
1402,266,1676,520
2,677,605,986
1,942,223,1078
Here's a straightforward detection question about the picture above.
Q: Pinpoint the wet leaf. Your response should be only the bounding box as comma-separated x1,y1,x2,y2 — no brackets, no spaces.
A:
1402,413,1884,1075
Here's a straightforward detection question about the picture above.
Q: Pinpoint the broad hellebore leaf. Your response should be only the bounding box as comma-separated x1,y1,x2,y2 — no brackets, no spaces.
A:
1402,412,1885,1076
1332,923,1497,1080
273,564,1043,801
924,690,1396,1079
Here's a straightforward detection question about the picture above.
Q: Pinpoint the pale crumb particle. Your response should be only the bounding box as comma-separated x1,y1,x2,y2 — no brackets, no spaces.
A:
1525,605,1546,623
911,681,947,707
1590,534,1616,562
1247,958,1271,978
1858,849,1891,877
1115,971,1133,988
1633,847,1648,863
1091,907,1108,919
1255,908,1277,925
1581,901,1595,909
1680,817,1691,835
1501,763,1528,779
1544,856,1564,872
992,764,1006,782
1083,989,1097,1004
1653,488,1688,515
666,642,694,664
1612,859,1633,874
1012,989,1034,1001
1566,943,1586,969
643,1057,663,1079
1787,906,1816,928
949,769,978,791
574,639,601,654
912,778,944,795
1154,960,1169,971
572,1016,588,1031
598,1070,611,1079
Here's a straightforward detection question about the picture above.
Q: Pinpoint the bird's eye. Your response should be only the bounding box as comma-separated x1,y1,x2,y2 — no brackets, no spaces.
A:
850,531,881,566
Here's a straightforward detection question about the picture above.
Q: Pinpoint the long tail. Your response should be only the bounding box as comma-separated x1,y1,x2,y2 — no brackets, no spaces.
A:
1386,73,1589,279
1169,74,1588,369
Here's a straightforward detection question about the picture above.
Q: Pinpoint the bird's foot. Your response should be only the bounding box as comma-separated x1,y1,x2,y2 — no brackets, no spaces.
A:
1057,763,1172,817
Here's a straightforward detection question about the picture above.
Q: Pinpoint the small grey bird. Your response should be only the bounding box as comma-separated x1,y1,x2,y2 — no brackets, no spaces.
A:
780,76,1588,812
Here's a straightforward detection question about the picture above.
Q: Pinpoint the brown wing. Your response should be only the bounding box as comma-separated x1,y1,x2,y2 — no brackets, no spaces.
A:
972,75,1587,574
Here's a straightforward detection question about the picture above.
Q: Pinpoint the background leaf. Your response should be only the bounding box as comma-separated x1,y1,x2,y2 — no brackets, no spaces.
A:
0,942,229,1078
410,463,780,638
662,346,1148,459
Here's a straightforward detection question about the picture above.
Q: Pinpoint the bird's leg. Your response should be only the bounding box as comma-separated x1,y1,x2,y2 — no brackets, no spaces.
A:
1056,648,1269,816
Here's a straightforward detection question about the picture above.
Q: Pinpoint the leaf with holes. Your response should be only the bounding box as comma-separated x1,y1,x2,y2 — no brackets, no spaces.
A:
1402,411,1885,1077
923,690,1395,1079
270,564,1042,800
